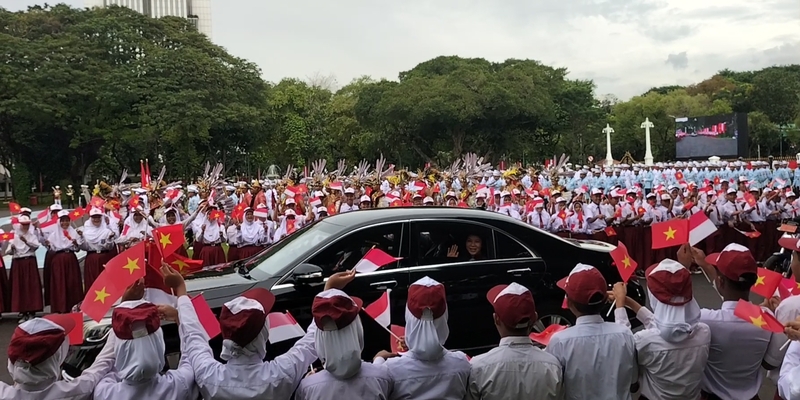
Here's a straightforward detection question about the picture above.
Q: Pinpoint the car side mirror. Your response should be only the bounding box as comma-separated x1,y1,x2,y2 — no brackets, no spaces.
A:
292,263,324,285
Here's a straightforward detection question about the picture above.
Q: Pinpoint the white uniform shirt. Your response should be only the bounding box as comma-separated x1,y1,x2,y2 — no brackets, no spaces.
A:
176,296,318,400
466,336,562,400
545,314,637,400
584,202,607,231
295,362,392,400
93,335,198,400
699,301,785,400
615,307,711,400
373,350,470,400
778,341,800,399
339,203,359,213
0,336,116,400
527,210,551,230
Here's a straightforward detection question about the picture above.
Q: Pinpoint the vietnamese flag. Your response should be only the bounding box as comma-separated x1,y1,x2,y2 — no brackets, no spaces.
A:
604,226,617,237
128,196,140,209
713,177,720,185
326,203,337,215
165,252,203,276
610,242,637,282
744,193,757,208
557,210,567,220
0,232,14,242
675,171,684,181
69,207,86,221
8,202,21,214
650,219,689,249
153,224,185,257
80,242,146,322
90,196,105,209
751,267,782,298
733,299,784,333
231,203,247,221
209,210,225,222
637,206,647,216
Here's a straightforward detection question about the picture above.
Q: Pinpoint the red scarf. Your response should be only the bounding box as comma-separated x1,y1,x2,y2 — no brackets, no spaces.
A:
63,229,72,240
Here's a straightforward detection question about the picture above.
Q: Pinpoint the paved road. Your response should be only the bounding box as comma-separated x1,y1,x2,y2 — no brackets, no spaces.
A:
0,274,779,397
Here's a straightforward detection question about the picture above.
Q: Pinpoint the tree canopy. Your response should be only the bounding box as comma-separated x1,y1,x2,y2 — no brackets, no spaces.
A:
1,4,799,196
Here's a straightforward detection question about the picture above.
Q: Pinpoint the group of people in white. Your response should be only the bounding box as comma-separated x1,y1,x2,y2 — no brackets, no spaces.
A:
4,240,800,399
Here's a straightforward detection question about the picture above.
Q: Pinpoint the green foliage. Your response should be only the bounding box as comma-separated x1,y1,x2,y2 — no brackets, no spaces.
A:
11,162,31,205
1,4,799,185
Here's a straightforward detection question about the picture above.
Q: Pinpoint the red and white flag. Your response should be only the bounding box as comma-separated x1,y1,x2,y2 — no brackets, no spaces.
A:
328,181,343,192
409,181,426,192
354,248,399,273
364,290,391,327
309,197,322,207
284,186,297,198
689,212,716,246
267,312,306,343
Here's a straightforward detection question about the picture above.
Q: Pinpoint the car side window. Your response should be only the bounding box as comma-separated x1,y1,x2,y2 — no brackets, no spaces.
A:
306,223,405,277
414,221,494,266
493,230,533,259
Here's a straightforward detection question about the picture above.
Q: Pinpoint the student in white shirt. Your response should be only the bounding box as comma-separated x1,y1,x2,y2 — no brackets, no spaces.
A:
545,263,637,400
692,243,785,400
467,283,562,400
612,250,711,400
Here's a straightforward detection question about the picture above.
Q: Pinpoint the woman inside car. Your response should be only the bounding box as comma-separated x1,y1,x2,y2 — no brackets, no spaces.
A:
447,234,485,261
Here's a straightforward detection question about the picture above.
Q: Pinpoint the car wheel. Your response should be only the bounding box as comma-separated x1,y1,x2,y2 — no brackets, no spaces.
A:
532,312,574,333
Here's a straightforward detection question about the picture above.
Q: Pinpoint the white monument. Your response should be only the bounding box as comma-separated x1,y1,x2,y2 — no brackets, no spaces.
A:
641,117,655,166
603,124,614,166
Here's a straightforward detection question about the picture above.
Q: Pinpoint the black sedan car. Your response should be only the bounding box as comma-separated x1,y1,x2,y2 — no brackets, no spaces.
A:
64,207,645,376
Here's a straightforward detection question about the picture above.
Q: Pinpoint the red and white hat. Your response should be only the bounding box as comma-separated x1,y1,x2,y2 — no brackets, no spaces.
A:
89,207,103,217
486,283,536,329
219,288,276,347
312,289,363,331
407,277,447,320
705,243,757,282
253,207,269,219
112,300,161,340
8,315,76,366
556,263,607,305
646,259,692,306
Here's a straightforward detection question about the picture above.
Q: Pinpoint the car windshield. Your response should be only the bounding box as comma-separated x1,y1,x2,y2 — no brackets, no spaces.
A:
245,219,342,280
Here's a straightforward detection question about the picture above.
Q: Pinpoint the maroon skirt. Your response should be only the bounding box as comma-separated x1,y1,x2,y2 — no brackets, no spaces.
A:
49,251,84,313
0,258,7,312
83,250,116,291
192,241,204,260
10,256,43,313
227,246,240,262
200,245,226,267
43,250,55,307
175,245,189,259
236,245,264,259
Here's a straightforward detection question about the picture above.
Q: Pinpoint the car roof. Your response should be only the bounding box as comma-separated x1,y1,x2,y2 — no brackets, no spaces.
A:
323,206,518,227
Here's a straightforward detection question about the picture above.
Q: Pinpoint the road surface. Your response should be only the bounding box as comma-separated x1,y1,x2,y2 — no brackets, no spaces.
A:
0,274,779,398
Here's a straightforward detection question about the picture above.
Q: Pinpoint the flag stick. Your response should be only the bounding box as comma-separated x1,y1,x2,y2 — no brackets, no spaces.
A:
781,338,791,351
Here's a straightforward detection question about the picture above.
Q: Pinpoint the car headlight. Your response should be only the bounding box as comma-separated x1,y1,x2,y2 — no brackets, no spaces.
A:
83,318,112,343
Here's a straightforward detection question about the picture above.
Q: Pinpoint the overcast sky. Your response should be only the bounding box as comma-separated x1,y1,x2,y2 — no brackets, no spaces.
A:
6,0,800,99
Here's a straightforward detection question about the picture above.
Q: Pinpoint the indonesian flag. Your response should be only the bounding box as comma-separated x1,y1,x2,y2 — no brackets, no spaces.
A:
284,186,297,198
328,181,343,192
36,209,48,221
688,212,716,246
476,184,489,195
309,197,322,207
364,290,391,327
410,181,426,192
354,248,399,273
267,312,305,343
385,191,400,202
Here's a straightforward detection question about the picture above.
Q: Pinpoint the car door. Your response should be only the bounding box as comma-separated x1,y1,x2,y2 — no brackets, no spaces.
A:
270,221,411,359
406,219,508,354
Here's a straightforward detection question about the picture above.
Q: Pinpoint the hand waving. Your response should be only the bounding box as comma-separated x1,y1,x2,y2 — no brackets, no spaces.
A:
325,269,357,291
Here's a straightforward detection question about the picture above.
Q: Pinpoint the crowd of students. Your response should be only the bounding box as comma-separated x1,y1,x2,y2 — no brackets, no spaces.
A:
3,240,800,399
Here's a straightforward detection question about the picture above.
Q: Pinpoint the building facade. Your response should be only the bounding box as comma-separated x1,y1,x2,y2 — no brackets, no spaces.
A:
84,0,212,38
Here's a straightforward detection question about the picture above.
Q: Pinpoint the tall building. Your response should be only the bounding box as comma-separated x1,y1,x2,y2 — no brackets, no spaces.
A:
84,0,212,38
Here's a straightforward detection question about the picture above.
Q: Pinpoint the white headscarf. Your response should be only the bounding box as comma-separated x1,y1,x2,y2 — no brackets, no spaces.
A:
114,328,166,382
82,216,113,245
119,211,150,242
8,339,67,391
239,217,263,245
202,214,222,243
159,207,182,225
315,316,363,380
404,306,449,361
647,291,701,343
47,223,77,251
